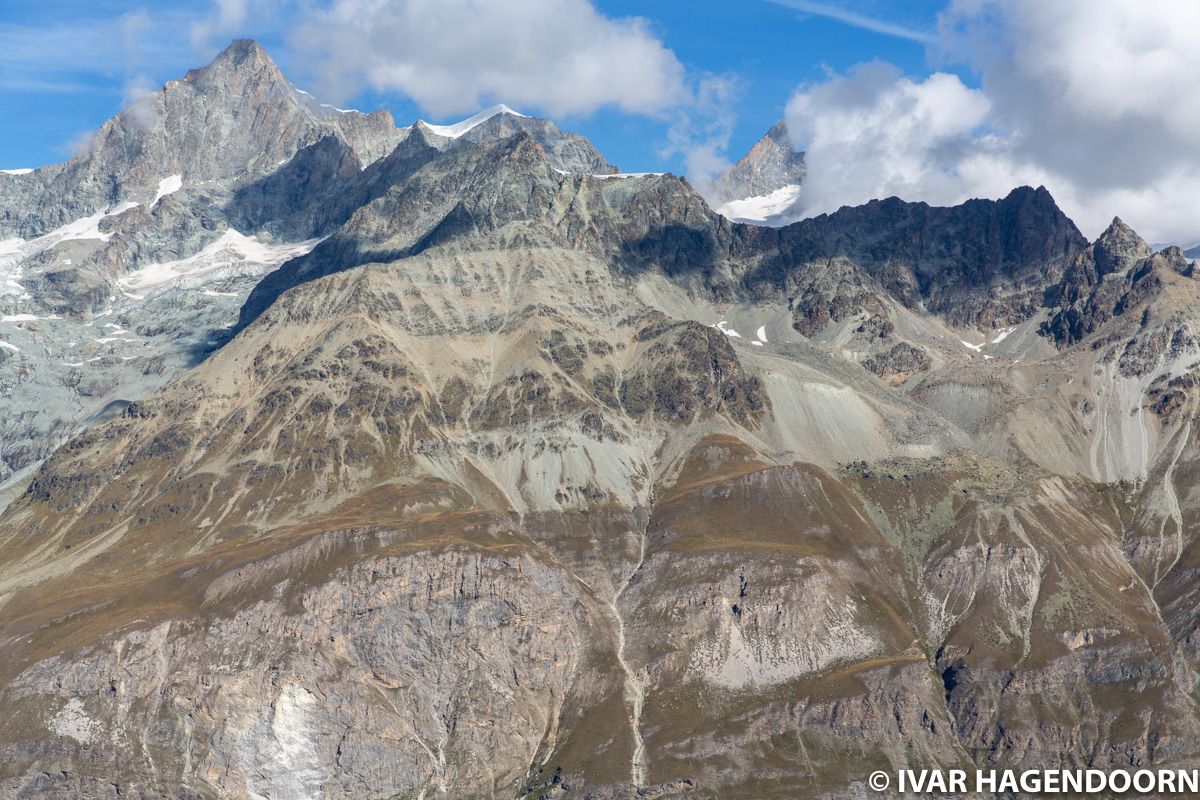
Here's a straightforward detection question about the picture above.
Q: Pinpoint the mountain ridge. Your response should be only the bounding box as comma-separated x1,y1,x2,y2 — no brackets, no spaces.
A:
4,38,1200,800
0,39,626,489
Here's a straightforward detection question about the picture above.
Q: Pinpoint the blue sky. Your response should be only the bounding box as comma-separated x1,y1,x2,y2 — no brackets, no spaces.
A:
0,0,948,173
3,1,1199,245
586,0,946,172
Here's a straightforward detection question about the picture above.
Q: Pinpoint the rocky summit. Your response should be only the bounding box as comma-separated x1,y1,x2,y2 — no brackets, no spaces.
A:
3,40,1200,800
712,120,805,226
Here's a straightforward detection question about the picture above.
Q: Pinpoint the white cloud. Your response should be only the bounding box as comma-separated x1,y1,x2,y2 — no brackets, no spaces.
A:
191,0,258,48
784,0,1200,243
121,76,161,132
768,0,936,44
785,62,991,215
663,75,742,196
290,0,688,119
62,129,98,159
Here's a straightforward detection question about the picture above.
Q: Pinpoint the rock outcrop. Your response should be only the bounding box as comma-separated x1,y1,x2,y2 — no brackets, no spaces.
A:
4,38,1200,800
713,120,805,205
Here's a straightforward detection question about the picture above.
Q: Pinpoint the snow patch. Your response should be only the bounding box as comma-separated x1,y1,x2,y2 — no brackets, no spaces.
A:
960,339,984,353
713,320,741,338
0,202,140,295
756,325,768,343
0,340,18,353
552,167,663,179
1,168,33,176
590,171,663,179
3,314,38,322
55,203,140,245
991,326,1016,344
293,85,358,114
121,230,323,293
717,184,802,224
152,174,182,206
420,104,526,138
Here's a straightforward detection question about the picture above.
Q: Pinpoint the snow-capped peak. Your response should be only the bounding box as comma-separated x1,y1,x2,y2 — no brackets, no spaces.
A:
418,104,527,139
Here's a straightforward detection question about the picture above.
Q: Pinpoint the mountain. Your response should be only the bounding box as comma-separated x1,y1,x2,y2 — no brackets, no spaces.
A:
5,40,1200,800
0,40,401,241
0,41,614,493
431,104,617,175
712,120,805,225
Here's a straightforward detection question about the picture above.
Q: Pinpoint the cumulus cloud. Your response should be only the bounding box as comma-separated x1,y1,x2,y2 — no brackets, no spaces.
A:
290,0,688,118
288,0,737,190
785,62,991,215
785,0,1200,243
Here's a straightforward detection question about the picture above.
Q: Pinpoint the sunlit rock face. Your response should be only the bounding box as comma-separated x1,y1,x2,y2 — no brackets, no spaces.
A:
4,39,1200,800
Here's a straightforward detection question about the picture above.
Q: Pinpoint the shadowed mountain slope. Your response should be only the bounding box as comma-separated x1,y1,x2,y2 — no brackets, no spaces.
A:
3,39,1200,800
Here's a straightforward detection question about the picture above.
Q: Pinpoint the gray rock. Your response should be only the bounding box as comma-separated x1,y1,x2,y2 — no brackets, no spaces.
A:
712,120,805,204
6,36,1200,800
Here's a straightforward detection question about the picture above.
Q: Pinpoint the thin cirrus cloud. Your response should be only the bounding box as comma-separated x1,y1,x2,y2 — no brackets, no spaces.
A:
0,9,192,156
0,21,129,93
767,0,937,44
784,0,1200,244
662,74,743,195
0,9,193,93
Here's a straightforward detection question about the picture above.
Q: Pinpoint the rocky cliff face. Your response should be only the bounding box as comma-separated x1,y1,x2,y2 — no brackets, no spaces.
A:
0,42,625,492
3,39,1200,800
0,40,402,242
712,121,805,225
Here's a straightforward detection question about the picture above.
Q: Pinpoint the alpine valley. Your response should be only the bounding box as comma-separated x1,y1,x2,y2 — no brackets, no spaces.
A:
4,40,1200,800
